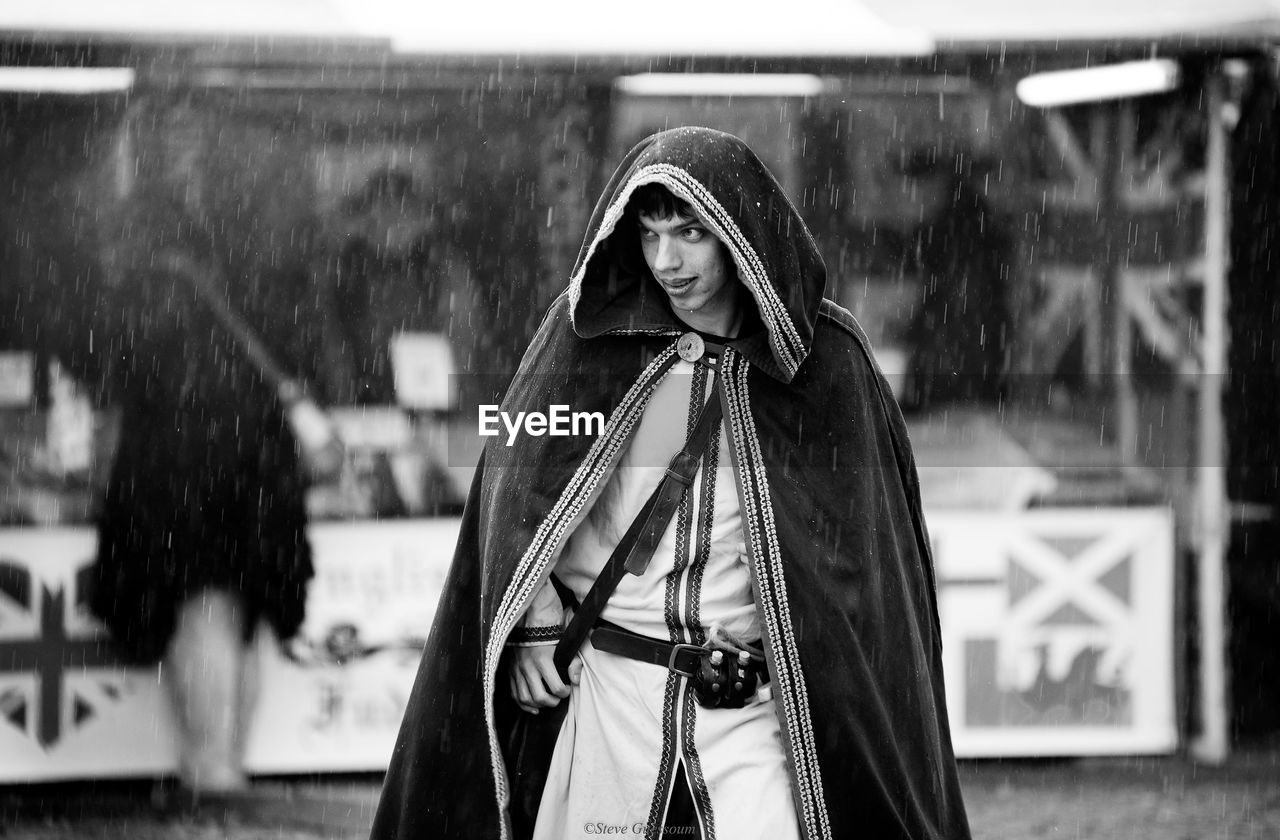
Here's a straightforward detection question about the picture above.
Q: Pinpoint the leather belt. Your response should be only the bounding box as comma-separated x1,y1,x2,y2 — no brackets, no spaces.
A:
590,621,770,685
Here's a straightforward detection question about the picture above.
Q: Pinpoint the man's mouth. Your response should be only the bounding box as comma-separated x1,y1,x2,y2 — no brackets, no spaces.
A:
661,277,696,292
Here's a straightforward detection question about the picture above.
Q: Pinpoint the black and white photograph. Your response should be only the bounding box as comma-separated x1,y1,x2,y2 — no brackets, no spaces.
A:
1,2,1278,838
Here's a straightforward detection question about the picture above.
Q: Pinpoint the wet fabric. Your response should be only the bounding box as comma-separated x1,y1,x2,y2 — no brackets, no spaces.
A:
370,127,971,840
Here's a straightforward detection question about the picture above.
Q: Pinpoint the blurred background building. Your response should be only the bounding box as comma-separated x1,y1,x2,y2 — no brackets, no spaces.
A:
1,0,1277,780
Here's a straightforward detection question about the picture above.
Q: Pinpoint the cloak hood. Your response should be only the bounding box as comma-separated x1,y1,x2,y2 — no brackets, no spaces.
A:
568,126,825,382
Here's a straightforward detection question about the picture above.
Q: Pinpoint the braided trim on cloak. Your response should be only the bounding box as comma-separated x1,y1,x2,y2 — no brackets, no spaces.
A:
481,342,681,838
721,349,832,840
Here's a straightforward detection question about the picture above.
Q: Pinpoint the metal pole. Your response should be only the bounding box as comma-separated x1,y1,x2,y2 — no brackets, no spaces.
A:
1114,102,1139,465
1189,68,1231,765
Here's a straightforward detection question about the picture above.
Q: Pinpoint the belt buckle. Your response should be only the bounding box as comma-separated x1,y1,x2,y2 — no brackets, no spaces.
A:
665,451,699,485
667,643,706,678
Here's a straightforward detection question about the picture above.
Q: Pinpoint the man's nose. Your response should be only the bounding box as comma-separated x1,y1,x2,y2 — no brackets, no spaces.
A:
653,236,681,271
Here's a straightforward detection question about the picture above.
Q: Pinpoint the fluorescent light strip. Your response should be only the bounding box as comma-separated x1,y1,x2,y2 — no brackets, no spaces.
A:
0,67,135,94
1016,60,1180,108
616,73,827,98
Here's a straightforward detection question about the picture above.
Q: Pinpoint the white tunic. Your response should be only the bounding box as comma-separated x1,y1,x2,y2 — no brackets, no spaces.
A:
529,360,800,840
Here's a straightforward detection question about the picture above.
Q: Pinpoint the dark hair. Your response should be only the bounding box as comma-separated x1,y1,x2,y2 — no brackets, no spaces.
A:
608,183,693,278
626,183,693,220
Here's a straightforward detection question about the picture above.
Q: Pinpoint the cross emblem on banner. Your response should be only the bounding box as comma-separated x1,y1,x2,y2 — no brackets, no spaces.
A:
1004,532,1134,630
0,563,123,750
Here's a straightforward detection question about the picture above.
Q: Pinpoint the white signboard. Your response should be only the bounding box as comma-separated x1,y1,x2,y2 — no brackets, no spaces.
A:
0,507,1177,781
0,520,458,782
932,508,1177,757
390,331,454,411
0,528,175,780
244,520,456,773
0,352,34,407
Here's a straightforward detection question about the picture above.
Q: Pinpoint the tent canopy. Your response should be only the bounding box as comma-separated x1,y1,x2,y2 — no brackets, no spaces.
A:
336,0,933,58
6,1,1278,70
863,0,1280,47
0,0,371,45
0,0,932,60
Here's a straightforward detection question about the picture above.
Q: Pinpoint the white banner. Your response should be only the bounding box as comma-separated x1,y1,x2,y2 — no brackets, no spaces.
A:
0,507,1177,780
932,508,1177,757
0,521,457,781
0,528,175,780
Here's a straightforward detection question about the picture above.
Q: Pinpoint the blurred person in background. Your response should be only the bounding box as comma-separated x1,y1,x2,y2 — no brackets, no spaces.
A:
371,127,969,840
0,96,332,805
88,215,319,803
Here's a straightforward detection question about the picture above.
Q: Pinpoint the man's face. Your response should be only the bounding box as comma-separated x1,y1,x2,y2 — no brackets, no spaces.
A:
637,208,740,336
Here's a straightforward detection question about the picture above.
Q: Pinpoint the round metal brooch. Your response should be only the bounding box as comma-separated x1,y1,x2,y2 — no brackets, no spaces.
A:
676,332,705,362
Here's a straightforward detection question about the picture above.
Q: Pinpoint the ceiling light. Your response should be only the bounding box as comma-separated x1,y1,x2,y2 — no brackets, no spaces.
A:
1016,59,1180,108
616,73,827,97
0,67,135,94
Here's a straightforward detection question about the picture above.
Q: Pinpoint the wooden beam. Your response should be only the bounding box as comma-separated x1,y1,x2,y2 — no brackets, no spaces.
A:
1041,109,1099,190
1114,101,1139,466
1092,104,1119,388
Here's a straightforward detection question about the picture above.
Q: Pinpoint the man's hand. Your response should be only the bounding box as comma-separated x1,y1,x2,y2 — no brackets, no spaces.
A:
509,645,582,714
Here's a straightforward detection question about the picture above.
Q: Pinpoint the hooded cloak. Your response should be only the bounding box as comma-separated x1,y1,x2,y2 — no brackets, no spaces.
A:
370,127,970,840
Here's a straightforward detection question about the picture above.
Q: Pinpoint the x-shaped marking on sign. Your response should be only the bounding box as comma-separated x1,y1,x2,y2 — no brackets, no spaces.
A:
1004,528,1134,631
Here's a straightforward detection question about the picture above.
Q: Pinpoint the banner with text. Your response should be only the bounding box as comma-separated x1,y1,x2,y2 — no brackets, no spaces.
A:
0,507,1176,780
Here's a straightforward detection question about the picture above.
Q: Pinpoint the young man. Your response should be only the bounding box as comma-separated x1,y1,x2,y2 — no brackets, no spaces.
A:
371,127,971,840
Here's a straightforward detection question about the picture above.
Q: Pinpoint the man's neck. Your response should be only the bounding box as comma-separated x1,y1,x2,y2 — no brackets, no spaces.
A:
672,286,745,338
674,307,742,339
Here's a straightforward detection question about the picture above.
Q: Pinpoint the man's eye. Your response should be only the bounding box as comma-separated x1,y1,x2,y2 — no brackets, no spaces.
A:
682,228,706,242
638,228,658,241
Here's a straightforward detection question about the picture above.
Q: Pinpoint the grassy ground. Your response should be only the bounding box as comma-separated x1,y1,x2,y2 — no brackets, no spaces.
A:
959,740,1280,840
2,739,1278,839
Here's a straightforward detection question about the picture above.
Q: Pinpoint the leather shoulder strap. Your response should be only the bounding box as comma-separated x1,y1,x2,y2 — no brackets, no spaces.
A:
552,381,723,682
